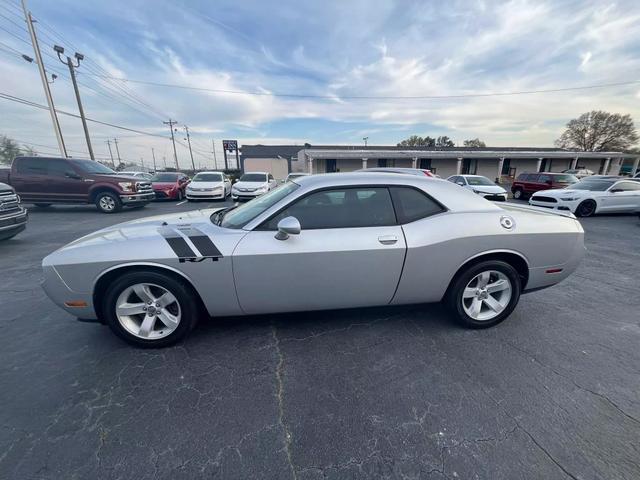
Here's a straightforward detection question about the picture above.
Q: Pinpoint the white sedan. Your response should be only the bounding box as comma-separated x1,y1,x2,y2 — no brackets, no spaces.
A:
529,177,640,217
186,172,231,201
447,175,508,201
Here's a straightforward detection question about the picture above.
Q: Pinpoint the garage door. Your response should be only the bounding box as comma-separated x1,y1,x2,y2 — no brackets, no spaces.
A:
243,158,288,181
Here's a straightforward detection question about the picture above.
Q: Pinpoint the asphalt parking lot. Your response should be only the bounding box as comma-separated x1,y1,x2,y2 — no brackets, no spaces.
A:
1,200,639,480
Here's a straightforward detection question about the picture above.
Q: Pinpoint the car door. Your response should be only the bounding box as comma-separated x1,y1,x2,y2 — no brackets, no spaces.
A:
232,187,407,314
44,158,89,202
268,173,277,190
603,181,640,211
537,174,552,193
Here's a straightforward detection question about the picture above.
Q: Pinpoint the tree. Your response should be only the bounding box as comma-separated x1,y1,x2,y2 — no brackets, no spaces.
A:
463,138,486,148
555,111,639,151
435,136,454,147
397,135,435,147
0,135,21,165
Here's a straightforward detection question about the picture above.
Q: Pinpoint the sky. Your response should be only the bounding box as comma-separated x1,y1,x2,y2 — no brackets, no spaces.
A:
0,0,639,169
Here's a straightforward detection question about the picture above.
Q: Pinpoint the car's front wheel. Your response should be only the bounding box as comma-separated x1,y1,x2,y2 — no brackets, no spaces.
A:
512,188,524,200
446,260,521,328
575,199,596,217
95,191,122,213
102,271,200,347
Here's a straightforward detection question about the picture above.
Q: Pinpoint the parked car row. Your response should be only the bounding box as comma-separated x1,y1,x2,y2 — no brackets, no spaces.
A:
0,182,28,240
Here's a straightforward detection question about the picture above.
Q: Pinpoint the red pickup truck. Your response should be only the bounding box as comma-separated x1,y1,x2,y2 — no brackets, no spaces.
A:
0,156,155,213
510,172,578,200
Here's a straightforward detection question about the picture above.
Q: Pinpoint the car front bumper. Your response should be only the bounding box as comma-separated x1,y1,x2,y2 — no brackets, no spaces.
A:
231,190,265,200
186,189,225,200
480,192,508,201
0,207,28,234
41,264,98,320
120,192,156,204
529,198,578,213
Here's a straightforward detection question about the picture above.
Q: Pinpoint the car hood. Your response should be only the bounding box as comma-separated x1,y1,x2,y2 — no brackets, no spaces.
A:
56,208,224,252
233,181,267,188
188,181,223,188
0,182,14,193
532,188,587,198
94,174,139,182
469,185,506,194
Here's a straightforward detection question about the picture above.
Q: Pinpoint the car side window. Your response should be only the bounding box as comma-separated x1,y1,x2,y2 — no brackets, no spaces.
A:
16,158,47,175
389,187,445,223
47,159,75,177
613,182,640,191
268,174,274,182
259,187,396,230
538,174,551,183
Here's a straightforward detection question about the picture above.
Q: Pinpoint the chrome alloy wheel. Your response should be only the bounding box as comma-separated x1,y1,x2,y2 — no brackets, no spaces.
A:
115,283,181,339
99,195,116,211
461,270,512,321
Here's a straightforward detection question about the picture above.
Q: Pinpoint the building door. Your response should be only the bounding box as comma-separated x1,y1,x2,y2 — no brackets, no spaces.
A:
501,158,511,175
539,159,548,172
326,159,337,173
419,159,432,170
377,159,387,168
462,158,477,174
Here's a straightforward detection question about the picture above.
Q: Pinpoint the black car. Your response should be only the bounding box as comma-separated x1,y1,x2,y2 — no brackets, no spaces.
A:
0,182,28,240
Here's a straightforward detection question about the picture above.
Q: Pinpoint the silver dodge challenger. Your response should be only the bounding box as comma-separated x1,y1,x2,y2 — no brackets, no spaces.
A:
42,173,585,347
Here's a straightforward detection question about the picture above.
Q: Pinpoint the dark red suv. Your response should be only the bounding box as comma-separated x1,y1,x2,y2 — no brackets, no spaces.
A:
511,172,578,199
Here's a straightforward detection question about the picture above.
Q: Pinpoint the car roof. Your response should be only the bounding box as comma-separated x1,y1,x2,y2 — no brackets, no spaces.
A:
242,171,269,175
194,171,224,174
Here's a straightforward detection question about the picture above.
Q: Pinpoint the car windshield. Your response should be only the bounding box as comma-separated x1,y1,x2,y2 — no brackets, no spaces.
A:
466,176,494,186
152,173,179,182
218,182,299,229
193,173,223,182
571,179,616,191
553,174,578,183
69,160,116,174
240,173,267,182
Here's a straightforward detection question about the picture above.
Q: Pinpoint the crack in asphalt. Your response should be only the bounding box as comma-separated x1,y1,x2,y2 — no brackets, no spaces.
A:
271,324,297,480
499,338,640,426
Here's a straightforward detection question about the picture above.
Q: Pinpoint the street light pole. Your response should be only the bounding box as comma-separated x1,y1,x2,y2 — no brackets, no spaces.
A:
151,147,157,172
54,45,94,160
106,140,115,168
163,119,179,170
363,136,369,147
183,125,196,172
113,138,121,164
21,0,67,157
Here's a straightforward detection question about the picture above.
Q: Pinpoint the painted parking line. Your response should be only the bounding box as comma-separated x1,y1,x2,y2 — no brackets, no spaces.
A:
176,200,188,206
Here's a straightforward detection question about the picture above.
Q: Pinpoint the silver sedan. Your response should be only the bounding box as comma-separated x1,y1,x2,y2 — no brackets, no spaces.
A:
42,173,585,347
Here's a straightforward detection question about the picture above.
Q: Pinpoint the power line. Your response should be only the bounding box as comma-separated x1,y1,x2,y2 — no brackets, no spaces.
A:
77,72,640,100
0,90,169,138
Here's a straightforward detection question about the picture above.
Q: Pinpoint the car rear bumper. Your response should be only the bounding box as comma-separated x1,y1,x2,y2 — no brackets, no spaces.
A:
120,192,156,204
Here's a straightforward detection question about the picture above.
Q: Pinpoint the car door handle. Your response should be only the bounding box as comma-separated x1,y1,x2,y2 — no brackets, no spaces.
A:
378,235,398,245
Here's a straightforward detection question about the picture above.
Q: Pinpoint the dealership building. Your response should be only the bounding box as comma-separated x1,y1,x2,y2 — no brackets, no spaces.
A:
240,145,639,182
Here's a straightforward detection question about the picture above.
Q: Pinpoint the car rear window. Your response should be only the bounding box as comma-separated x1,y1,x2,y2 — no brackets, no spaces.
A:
389,187,445,223
551,174,578,183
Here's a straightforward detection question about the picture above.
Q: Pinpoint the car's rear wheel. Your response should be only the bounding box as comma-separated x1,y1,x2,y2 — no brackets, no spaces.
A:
176,190,183,201
512,188,524,200
446,260,521,328
95,191,122,213
575,199,596,217
102,271,199,347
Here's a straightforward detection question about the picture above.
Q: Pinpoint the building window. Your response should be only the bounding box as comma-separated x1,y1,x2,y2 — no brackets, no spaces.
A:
377,159,387,168
419,159,432,170
326,159,337,173
462,158,477,174
501,158,511,175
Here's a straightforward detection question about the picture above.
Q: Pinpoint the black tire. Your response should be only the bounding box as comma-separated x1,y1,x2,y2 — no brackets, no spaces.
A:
512,188,524,200
445,260,521,329
575,199,596,217
177,190,183,201
101,270,200,348
95,191,122,213
34,203,52,208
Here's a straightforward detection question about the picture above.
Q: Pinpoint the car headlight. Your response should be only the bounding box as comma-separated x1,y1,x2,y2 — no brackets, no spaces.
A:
472,189,482,194
256,186,268,192
211,186,222,191
118,182,135,192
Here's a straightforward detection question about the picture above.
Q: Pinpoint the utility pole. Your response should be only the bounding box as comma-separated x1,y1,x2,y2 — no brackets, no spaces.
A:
162,156,167,169
105,140,115,168
183,125,196,172
151,147,157,172
140,157,145,169
54,45,94,160
163,119,179,170
212,139,218,170
363,136,369,147
113,138,121,164
21,0,67,157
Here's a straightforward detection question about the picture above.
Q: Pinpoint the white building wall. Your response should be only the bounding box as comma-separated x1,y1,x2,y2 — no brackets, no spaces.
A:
430,159,458,178
336,159,361,172
243,158,289,180
475,160,501,181
507,158,540,178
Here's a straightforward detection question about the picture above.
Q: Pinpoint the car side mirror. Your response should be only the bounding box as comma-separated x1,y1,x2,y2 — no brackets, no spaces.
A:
275,216,301,240
456,181,464,186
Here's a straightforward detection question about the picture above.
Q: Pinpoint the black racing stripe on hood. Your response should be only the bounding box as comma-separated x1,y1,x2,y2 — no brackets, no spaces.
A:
176,226,222,257
159,226,197,259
